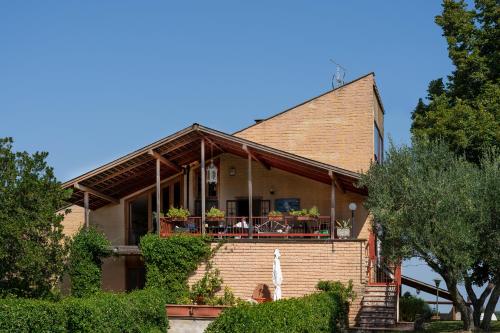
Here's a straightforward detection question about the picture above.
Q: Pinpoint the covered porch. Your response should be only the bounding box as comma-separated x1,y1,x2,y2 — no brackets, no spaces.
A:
63,124,368,243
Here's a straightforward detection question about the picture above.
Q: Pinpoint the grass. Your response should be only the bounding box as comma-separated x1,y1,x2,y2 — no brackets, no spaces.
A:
389,320,500,332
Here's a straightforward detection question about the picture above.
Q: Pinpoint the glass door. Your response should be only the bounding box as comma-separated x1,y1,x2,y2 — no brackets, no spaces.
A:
128,194,149,245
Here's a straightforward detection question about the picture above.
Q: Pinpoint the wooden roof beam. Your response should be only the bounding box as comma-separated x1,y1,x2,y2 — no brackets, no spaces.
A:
148,150,181,172
242,144,271,170
74,183,120,204
328,170,345,193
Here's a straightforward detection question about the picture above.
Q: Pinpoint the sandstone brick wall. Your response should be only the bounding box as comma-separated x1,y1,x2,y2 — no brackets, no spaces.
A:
235,74,383,173
60,204,84,238
189,240,369,325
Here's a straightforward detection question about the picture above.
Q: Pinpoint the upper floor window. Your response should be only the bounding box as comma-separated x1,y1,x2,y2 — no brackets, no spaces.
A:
374,123,383,163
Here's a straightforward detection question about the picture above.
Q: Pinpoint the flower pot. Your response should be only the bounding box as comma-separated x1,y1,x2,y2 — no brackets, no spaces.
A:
296,216,312,221
337,227,351,239
268,216,283,222
166,304,229,318
206,217,224,223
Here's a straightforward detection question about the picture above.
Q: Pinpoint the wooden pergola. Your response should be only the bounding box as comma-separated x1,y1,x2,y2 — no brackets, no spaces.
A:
63,124,366,238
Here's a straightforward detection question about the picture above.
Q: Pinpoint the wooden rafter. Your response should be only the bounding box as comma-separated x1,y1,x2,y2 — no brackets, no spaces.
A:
74,183,119,204
242,144,271,170
328,170,345,193
148,150,181,172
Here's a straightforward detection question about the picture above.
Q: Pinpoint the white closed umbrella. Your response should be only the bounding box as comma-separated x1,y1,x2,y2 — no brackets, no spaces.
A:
273,248,283,301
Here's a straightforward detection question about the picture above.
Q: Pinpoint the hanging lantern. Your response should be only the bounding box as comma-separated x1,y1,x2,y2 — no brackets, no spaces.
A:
207,160,218,184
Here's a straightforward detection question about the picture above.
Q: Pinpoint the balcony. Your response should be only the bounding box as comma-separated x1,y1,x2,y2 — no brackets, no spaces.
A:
159,216,349,239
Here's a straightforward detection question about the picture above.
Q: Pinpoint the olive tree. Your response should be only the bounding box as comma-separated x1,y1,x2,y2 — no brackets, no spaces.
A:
359,140,499,330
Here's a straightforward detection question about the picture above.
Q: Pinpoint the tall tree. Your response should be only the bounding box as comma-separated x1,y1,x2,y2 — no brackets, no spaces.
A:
411,0,500,164
359,140,499,331
0,138,71,298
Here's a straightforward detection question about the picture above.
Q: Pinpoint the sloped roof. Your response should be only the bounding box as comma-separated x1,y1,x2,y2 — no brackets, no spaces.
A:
63,124,365,209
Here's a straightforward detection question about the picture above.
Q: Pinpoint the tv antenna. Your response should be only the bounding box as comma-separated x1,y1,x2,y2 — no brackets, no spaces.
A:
330,59,346,89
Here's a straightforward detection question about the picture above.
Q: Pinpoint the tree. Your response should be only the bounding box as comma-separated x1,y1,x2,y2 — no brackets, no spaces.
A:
411,0,500,164
359,140,499,331
0,137,72,298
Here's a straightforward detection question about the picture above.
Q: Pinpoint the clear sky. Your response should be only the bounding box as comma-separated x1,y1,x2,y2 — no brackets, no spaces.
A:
2,1,484,309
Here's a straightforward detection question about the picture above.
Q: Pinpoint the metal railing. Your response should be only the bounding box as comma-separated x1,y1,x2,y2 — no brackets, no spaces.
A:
160,216,334,239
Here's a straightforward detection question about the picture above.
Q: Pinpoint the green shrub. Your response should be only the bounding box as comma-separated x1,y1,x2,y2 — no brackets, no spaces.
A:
399,292,432,322
0,289,168,333
0,298,67,333
205,292,344,333
140,234,211,303
68,227,111,297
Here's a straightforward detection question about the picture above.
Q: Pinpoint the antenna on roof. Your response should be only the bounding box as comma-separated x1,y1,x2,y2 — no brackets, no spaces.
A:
330,59,346,89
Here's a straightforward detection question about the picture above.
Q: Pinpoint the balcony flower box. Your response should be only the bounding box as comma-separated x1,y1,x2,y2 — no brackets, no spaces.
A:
268,211,283,222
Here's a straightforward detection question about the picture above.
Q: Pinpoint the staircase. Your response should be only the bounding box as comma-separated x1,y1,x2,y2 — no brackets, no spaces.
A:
357,285,397,329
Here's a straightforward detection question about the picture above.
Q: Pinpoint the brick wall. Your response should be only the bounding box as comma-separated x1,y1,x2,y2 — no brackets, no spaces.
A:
235,74,383,173
189,240,368,325
60,204,84,238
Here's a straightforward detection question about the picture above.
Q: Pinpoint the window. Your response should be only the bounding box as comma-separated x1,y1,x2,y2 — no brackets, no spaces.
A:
374,123,384,163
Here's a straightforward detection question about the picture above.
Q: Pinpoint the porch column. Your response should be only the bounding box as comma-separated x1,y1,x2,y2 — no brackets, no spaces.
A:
183,166,189,211
201,139,206,235
156,158,161,235
84,191,89,229
248,152,253,239
329,172,336,239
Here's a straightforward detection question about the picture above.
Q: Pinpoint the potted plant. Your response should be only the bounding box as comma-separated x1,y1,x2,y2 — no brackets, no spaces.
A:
206,207,225,222
268,210,283,222
336,219,352,238
290,206,320,221
165,206,190,221
160,207,191,237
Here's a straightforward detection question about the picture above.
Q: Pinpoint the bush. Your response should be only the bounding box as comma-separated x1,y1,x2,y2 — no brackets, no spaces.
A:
0,289,168,333
68,227,111,297
205,292,344,333
399,292,432,322
140,234,211,303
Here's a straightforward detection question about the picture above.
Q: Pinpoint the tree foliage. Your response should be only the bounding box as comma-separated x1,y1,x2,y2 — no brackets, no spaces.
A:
68,227,111,297
0,137,72,298
411,0,500,164
359,140,499,330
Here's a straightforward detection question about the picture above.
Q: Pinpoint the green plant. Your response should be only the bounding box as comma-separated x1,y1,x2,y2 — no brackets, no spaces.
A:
316,279,356,327
188,263,238,306
289,207,320,218
268,210,283,217
206,207,225,219
308,206,320,218
205,292,344,333
399,292,432,322
0,138,72,298
0,289,168,333
165,206,190,220
140,234,211,303
336,219,351,229
68,227,111,297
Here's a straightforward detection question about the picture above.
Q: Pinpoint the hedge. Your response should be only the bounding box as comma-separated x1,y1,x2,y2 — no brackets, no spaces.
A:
205,292,344,333
0,289,168,333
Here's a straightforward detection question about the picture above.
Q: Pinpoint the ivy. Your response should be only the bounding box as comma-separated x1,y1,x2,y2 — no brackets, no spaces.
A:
140,234,211,303
68,227,111,298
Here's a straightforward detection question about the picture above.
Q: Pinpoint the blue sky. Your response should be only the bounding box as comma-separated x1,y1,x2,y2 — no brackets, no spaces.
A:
2,1,481,309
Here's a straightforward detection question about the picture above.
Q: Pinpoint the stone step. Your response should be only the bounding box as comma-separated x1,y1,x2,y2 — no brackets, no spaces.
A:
363,290,397,296
359,312,395,319
359,317,396,327
361,300,396,307
359,306,396,314
365,285,397,290
362,294,397,300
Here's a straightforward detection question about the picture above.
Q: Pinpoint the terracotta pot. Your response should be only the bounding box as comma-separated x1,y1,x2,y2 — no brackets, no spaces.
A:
253,297,270,304
191,305,228,318
296,216,311,221
166,304,229,318
206,217,224,222
166,305,192,317
268,216,283,222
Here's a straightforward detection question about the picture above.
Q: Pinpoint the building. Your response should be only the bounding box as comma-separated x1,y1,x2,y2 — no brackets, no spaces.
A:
61,72,399,328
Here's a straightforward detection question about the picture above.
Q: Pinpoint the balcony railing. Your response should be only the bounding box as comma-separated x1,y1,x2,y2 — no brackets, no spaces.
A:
160,216,339,239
